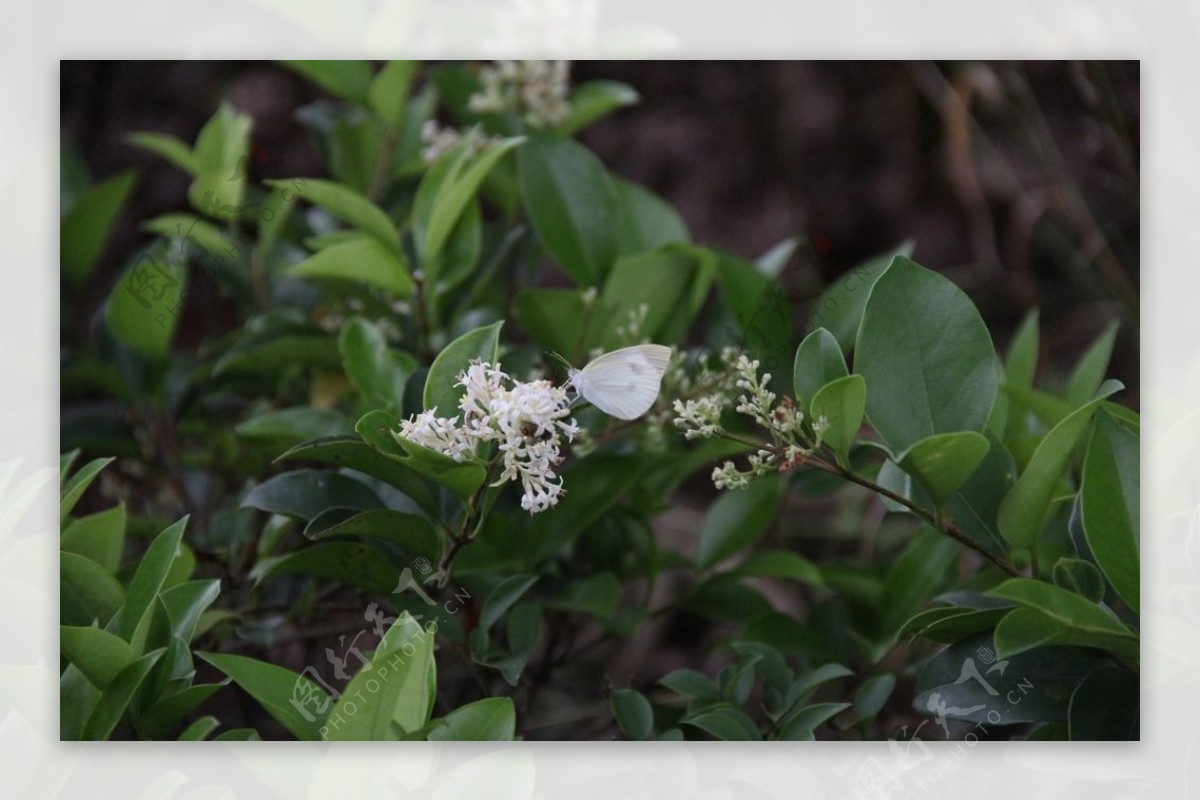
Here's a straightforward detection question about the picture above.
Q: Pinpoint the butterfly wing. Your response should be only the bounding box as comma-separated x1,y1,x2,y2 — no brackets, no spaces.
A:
577,344,672,420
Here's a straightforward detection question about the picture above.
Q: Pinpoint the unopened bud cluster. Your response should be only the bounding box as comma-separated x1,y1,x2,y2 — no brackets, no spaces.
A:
468,60,571,129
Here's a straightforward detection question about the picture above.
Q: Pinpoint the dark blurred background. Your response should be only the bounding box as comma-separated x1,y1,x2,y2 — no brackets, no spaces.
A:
61,60,1140,400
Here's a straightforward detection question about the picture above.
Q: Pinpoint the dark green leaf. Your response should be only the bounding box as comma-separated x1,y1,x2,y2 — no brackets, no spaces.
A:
732,551,823,587
116,517,188,652
479,575,539,632
683,706,761,741
81,648,165,740
1080,410,1139,612
278,433,436,515
249,542,400,595
793,327,848,406
803,242,912,353
240,469,383,521
339,317,413,411
611,689,654,740
61,502,125,575
61,551,125,627
695,473,784,570
1066,321,1119,407
198,652,330,740
423,321,504,416
897,431,990,505
61,171,137,285
61,456,115,523
1052,558,1107,604
1068,666,1138,740
304,508,440,563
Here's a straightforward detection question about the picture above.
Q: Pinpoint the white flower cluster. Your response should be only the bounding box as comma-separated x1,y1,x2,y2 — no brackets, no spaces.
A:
468,60,571,128
672,350,815,490
420,121,501,165
395,360,580,513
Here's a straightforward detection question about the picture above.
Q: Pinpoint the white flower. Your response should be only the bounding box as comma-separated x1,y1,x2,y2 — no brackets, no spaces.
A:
712,460,750,490
468,60,571,128
397,409,475,462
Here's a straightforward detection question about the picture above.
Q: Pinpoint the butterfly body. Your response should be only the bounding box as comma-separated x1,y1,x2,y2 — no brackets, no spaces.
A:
568,344,672,420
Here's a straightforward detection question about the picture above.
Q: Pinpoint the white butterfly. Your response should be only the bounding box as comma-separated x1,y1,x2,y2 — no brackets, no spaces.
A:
567,344,673,421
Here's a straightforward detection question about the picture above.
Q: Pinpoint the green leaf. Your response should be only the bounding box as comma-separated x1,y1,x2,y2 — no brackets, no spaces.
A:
240,469,383,521
60,625,136,689
1052,558,1106,604
558,80,640,135
987,578,1136,655
61,171,137,285
715,252,792,382
1066,321,1119,407
125,132,200,175
683,706,761,741
423,321,503,415
214,728,262,741
339,316,413,411
1080,409,1140,612
659,669,717,699
854,256,998,452
793,327,848,406
880,528,959,636
280,60,374,104
198,652,330,740
1004,309,1040,389
613,177,689,255
803,241,913,352
115,517,188,653
277,434,436,515
777,702,850,740
997,382,1123,548
267,178,400,253
304,508,440,564
732,551,823,587
811,374,866,468
415,136,524,267
992,606,1138,664
80,648,165,740
387,435,488,502
178,716,219,741
61,456,114,524
511,288,595,361
193,102,252,172
943,433,1017,556
897,605,1011,644
324,612,437,740
518,133,621,285
160,579,221,643
367,60,419,125
599,246,710,350
428,696,517,741
897,431,990,505
611,689,654,740
60,665,99,740
853,675,896,721
249,542,400,595
61,502,125,577
695,473,784,570
289,236,412,296
1068,666,1138,740
550,572,621,619
479,575,539,633
105,246,187,358
61,552,125,627
236,407,353,446
138,682,227,740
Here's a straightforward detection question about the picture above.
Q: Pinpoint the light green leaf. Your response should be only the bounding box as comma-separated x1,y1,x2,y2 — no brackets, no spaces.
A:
423,321,503,416
198,651,330,740
367,60,419,125
997,382,1123,548
811,374,866,468
60,457,114,524
992,606,1138,664
897,431,990,505
125,132,200,175
60,625,137,689
105,246,187,358
267,178,400,253
1080,409,1139,612
177,716,219,741
854,256,998,452
338,317,413,412
803,241,913,353
558,80,640,135
428,696,517,741
987,578,1136,662
614,177,689,255
116,517,188,653
289,236,412,296
61,552,125,627
1066,321,1119,407
1004,309,1040,389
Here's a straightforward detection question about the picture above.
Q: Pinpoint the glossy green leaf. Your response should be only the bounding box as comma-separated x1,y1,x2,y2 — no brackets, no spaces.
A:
214,728,262,741
695,473,784,570
423,321,503,416
897,605,1012,644
811,374,866,467
659,669,717,699
1051,558,1106,604
987,578,1135,645
277,434,436,515
60,625,136,689
280,60,373,104
611,689,654,740
61,171,137,285
1066,321,1119,407
289,236,412,296
325,612,436,740
511,288,597,361
198,652,330,740
897,431,989,505
303,508,440,563
1080,410,1140,612
249,541,400,595
558,80,640,135
267,178,399,253
428,696,517,741
60,456,114,524
62,502,126,575
339,316,413,411
61,551,125,627
854,256,998,452
992,606,1138,664
80,648,165,740
997,382,1123,548
116,517,188,653
240,469,383,521
793,327,848,406
160,579,221,643
518,133,621,285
